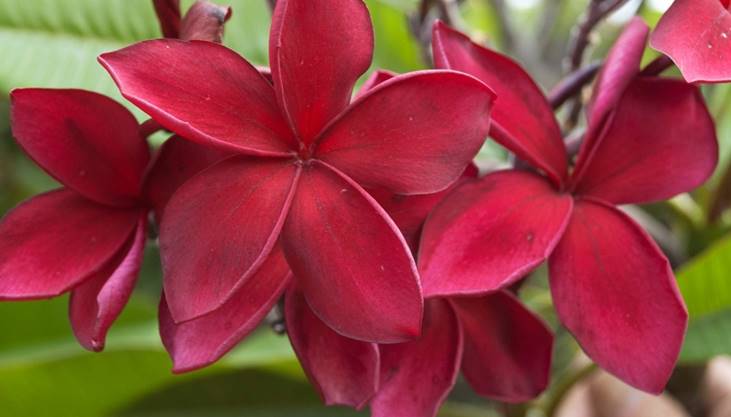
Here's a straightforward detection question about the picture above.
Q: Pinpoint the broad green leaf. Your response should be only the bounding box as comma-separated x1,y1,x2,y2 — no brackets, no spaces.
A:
677,234,731,362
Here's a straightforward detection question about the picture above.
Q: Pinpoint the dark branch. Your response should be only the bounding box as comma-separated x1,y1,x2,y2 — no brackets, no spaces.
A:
640,54,675,77
549,61,601,109
139,119,164,139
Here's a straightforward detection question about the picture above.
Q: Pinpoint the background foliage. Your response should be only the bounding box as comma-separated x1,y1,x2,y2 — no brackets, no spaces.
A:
1,0,730,416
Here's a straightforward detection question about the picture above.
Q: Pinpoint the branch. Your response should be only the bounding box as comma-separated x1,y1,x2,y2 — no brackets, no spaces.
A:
139,119,164,139
566,0,628,72
640,54,674,76
548,61,601,109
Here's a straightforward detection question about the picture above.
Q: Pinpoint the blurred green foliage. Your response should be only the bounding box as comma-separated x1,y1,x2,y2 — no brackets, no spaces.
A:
2,0,731,416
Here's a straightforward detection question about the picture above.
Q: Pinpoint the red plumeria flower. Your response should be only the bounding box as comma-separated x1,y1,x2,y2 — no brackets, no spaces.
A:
153,0,231,42
651,0,731,83
99,0,495,343
420,20,718,393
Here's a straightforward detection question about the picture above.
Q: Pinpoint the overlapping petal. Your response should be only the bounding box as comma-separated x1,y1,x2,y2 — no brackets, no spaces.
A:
419,170,573,297
286,284,379,409
315,71,494,194
69,214,147,351
371,299,462,417
99,40,296,156
0,189,139,299
354,69,396,99
179,0,232,42
651,0,731,83
281,161,422,343
159,157,301,322
549,200,687,394
144,135,232,220
572,77,718,205
452,292,553,402
10,89,148,207
269,0,373,143
432,21,567,186
153,0,181,38
159,248,291,372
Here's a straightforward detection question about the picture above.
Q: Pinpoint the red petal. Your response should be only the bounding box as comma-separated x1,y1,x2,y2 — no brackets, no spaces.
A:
371,299,462,417
432,21,567,186
549,200,687,394
69,213,147,352
160,157,300,322
160,248,291,372
354,69,396,99
144,135,233,221
99,40,296,156
153,0,181,38
285,284,379,409
651,0,731,83
269,0,373,144
452,292,553,402
572,77,718,205
179,0,232,42
316,70,494,194
281,161,422,343
0,189,139,299
575,18,648,177
419,170,573,298
10,88,148,207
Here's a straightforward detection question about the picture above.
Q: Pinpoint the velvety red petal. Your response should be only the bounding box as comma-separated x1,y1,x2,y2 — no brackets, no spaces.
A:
651,0,731,83
452,292,553,402
432,21,567,186
371,299,462,417
575,18,648,177
418,170,573,298
0,189,139,299
10,88,148,207
69,213,147,352
315,70,494,194
99,40,296,156
281,161,422,343
572,77,718,205
286,284,379,409
179,0,232,42
153,0,181,38
354,70,396,99
144,135,233,221
160,248,291,372
549,200,687,394
160,157,301,322
269,0,373,144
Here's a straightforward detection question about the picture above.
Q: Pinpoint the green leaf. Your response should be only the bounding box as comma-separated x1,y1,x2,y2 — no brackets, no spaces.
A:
677,234,731,362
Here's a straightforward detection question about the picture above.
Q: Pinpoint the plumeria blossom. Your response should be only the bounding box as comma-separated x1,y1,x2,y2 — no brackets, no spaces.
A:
421,20,718,393
651,0,731,83
153,0,231,42
99,0,495,343
0,0,232,352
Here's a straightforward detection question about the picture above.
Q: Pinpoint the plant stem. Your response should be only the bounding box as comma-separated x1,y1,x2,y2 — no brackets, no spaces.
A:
139,119,164,139
548,61,601,109
640,54,674,76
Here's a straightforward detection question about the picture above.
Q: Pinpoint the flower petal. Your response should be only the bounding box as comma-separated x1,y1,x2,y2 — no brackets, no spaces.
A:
99,40,296,156
354,69,396,99
286,284,379,409
144,135,232,221
316,70,494,194
153,0,181,38
432,21,567,186
452,292,553,402
572,77,718,205
160,247,291,372
575,18,648,178
160,157,300,322
269,0,373,143
0,189,139,299
179,0,231,42
549,200,687,394
69,213,147,352
651,0,731,83
371,299,462,417
10,88,148,207
282,161,422,343
419,170,573,298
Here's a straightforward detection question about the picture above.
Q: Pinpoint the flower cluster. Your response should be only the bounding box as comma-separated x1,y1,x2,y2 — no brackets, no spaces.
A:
0,0,724,415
